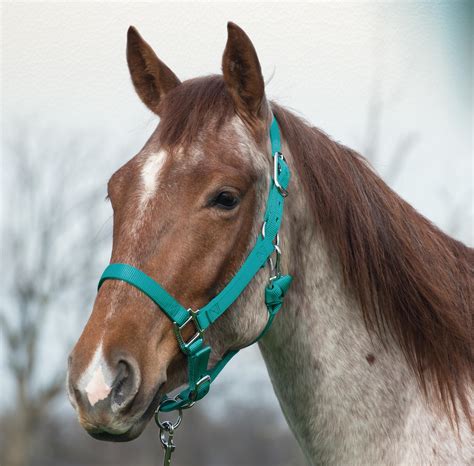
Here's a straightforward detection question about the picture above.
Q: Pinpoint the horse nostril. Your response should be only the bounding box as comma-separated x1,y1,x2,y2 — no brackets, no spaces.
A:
113,361,130,403
111,358,140,412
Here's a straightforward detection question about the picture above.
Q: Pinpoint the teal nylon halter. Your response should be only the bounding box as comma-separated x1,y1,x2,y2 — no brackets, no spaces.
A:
98,115,292,413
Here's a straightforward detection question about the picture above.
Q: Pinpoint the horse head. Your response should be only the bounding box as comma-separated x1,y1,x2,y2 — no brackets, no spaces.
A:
67,23,281,441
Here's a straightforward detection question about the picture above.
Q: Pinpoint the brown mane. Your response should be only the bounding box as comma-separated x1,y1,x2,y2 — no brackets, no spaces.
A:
158,75,473,423
272,103,473,425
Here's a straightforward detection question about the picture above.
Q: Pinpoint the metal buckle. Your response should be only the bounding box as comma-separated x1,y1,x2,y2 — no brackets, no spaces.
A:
173,309,203,351
190,375,211,402
262,223,282,282
268,234,282,283
273,152,288,197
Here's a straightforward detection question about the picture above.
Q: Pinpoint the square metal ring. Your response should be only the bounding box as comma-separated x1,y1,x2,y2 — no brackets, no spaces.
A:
173,309,203,350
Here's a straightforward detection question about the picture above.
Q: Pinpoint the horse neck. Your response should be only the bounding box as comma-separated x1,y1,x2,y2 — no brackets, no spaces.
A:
257,142,468,465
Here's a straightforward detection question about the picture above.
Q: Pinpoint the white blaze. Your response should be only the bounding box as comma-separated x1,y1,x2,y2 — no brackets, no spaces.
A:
85,366,111,406
78,342,113,407
140,150,167,204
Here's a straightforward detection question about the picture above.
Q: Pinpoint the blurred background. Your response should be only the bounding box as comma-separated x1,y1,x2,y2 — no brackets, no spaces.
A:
1,2,472,465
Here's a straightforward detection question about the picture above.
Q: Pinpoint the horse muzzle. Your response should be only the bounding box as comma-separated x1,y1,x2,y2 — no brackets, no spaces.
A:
67,351,159,441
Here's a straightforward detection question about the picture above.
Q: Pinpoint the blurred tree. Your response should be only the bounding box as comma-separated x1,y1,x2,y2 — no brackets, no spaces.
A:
24,403,306,466
0,123,111,466
361,75,420,184
362,80,472,245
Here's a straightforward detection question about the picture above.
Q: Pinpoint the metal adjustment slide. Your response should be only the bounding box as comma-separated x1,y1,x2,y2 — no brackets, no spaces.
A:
190,374,211,402
273,152,288,197
173,309,203,351
268,234,282,283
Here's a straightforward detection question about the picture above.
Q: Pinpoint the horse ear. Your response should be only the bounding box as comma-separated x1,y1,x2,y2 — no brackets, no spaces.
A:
126,26,181,115
222,22,266,120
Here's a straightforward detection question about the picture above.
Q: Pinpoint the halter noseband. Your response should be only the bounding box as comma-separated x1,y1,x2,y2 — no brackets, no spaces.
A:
97,115,292,414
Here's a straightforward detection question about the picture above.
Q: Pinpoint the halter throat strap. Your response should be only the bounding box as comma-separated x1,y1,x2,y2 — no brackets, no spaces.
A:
98,115,292,412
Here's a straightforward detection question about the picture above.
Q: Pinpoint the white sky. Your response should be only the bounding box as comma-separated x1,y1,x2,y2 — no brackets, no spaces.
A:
1,1,472,416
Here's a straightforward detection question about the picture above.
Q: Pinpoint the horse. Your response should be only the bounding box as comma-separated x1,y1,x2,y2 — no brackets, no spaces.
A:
67,22,473,464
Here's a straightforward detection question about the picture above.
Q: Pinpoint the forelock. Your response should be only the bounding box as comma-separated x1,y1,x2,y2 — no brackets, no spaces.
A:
157,75,236,150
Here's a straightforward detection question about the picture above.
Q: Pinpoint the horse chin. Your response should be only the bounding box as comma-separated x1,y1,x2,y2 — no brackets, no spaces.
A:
88,421,146,442
82,405,154,442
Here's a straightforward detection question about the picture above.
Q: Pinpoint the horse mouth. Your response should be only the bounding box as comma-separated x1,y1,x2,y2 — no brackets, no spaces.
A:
89,427,138,442
85,382,165,442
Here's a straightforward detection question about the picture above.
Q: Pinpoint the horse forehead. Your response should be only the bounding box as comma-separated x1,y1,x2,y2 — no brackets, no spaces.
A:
167,117,268,171
134,117,267,200
225,116,269,171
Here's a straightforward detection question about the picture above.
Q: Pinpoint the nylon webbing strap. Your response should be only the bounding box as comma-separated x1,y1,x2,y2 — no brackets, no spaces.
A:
97,115,292,412
269,116,282,153
196,124,290,329
197,239,275,328
99,264,189,325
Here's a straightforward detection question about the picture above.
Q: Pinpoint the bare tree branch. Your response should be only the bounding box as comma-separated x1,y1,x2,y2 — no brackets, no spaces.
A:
1,122,115,466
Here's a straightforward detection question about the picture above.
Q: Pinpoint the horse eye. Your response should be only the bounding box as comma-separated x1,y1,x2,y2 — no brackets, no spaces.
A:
213,191,240,210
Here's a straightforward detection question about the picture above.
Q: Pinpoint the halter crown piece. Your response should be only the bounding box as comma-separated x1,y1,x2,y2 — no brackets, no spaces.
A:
98,115,292,464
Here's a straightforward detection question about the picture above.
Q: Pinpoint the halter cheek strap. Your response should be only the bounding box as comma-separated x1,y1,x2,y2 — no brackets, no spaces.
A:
98,115,292,413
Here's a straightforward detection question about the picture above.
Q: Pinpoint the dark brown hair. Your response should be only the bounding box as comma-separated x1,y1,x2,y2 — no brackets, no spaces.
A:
157,75,235,149
159,75,473,424
272,102,473,426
